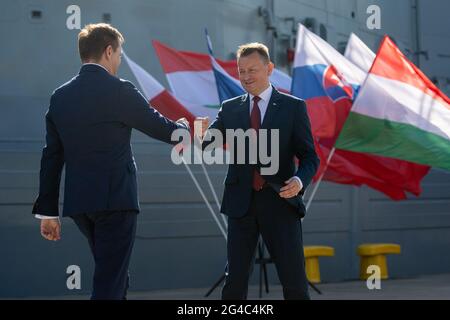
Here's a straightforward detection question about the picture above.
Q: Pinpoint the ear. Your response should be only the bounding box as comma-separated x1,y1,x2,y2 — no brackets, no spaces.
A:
105,45,113,59
267,61,274,76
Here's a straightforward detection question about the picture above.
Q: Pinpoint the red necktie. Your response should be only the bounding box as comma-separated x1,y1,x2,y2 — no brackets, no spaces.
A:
250,96,265,190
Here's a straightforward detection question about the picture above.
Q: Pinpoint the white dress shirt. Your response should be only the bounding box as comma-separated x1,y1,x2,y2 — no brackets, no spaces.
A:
249,84,273,121
248,84,303,193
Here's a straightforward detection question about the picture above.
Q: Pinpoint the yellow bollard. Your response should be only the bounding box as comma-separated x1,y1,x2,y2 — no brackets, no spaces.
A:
357,243,401,280
303,246,335,283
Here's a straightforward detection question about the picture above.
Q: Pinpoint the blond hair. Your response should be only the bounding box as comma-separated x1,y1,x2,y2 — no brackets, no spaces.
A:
78,23,124,62
236,42,270,64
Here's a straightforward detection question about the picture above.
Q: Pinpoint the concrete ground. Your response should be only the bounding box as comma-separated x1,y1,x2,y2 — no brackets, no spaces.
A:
11,273,450,300
132,273,450,300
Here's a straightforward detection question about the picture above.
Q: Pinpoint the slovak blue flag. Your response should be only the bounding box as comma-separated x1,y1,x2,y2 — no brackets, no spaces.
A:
205,29,245,102
291,24,367,138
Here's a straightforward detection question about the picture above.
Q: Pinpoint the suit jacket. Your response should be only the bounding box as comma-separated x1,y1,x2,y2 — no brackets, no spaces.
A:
205,86,319,218
32,64,187,217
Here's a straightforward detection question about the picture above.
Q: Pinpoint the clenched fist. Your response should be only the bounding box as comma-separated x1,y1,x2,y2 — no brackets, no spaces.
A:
40,218,61,241
194,117,209,140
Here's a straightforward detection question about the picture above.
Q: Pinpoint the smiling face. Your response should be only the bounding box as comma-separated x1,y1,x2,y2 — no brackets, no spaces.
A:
237,51,274,96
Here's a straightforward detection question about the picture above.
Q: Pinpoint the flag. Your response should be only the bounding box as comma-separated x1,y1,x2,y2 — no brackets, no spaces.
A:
292,24,366,138
122,52,195,127
336,36,450,171
152,40,229,119
205,29,244,102
344,33,376,73
152,40,292,118
292,24,430,199
316,139,429,199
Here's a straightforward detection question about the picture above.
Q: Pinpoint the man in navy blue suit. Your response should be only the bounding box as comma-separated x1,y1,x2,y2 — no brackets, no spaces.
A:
200,43,319,300
32,23,191,299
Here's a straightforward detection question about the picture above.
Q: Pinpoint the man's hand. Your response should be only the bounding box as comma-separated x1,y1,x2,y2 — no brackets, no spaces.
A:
40,219,61,241
279,177,303,198
176,117,190,131
194,117,209,140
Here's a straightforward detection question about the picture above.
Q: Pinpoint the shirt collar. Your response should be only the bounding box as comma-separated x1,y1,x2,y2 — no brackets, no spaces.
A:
249,84,273,103
82,63,110,73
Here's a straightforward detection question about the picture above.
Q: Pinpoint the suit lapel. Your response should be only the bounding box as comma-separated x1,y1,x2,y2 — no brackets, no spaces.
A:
261,86,281,129
234,93,251,130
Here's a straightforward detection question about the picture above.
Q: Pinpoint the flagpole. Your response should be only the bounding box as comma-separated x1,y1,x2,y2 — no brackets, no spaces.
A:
200,162,228,227
304,147,336,216
192,136,228,228
181,158,227,241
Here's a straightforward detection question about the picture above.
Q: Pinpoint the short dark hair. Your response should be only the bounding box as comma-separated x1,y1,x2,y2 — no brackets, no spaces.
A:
236,42,270,64
78,23,124,62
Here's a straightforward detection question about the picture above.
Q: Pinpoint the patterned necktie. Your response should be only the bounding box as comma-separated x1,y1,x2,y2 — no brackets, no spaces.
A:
250,96,265,190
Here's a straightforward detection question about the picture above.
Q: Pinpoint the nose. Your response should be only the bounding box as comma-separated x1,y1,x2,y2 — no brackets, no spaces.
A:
242,74,251,82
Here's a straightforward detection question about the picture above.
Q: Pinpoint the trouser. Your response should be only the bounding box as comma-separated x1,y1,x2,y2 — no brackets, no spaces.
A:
70,210,137,300
222,186,310,300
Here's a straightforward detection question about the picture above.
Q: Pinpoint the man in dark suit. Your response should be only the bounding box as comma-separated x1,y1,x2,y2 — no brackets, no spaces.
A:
32,23,191,299
200,43,319,299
